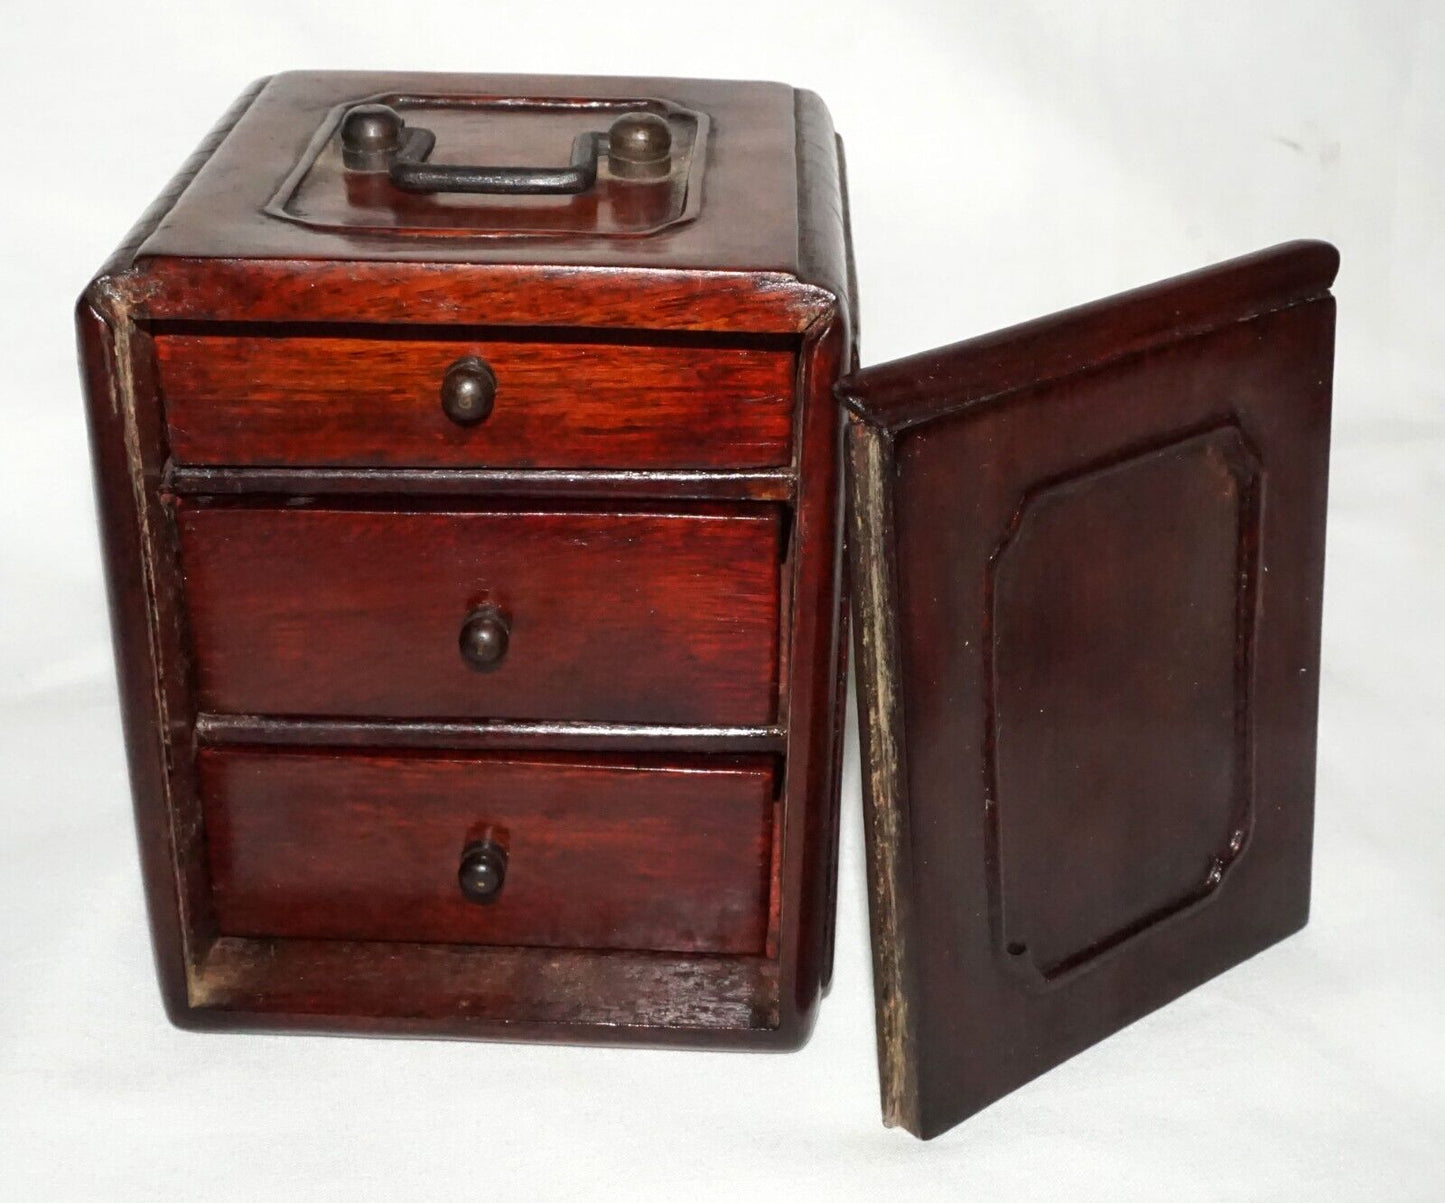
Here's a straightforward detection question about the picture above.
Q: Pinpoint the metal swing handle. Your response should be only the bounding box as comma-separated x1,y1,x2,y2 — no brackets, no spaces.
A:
339,104,673,195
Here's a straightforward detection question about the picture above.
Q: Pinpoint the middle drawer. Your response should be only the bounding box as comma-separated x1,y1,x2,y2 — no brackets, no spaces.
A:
176,503,783,725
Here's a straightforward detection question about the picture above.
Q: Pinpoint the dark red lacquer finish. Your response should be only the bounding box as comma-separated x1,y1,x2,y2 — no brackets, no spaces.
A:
78,70,1336,1139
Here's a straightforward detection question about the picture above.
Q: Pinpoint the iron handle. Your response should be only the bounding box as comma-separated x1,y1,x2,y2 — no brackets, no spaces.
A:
340,105,672,195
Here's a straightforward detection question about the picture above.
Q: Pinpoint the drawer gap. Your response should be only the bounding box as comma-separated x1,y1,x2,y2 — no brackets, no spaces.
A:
145,318,800,354
164,464,797,503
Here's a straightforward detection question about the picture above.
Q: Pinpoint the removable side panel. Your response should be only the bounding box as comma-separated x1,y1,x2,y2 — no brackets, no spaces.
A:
175,504,782,725
888,300,1333,1135
155,333,796,470
200,749,774,955
841,241,1338,1137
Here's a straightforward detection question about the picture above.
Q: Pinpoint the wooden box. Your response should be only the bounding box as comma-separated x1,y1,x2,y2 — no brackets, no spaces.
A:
77,72,1337,1139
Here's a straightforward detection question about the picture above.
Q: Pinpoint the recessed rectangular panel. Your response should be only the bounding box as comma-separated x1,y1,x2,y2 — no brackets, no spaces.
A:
136,73,806,279
269,95,705,239
989,427,1260,983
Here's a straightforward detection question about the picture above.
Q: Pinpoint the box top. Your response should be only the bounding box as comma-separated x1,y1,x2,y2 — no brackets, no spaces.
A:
139,71,811,278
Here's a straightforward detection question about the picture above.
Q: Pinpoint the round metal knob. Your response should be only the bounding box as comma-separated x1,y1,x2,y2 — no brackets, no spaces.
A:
459,605,509,671
607,112,672,180
340,104,404,170
440,356,497,427
458,839,507,904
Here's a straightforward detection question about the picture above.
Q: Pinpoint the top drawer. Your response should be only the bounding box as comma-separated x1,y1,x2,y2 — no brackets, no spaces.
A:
154,332,797,470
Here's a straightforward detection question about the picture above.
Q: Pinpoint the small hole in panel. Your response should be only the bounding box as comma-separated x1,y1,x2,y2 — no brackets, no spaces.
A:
1006,941,1027,957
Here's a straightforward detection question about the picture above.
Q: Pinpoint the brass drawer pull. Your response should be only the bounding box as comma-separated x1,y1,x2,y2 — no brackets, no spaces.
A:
457,839,507,904
458,604,510,671
440,356,497,427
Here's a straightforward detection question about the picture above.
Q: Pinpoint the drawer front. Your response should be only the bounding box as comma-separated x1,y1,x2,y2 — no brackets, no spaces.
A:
155,334,796,469
200,749,775,954
177,504,782,725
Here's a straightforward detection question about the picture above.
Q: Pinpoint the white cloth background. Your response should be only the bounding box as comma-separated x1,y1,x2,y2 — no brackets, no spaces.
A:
2,2,1440,1198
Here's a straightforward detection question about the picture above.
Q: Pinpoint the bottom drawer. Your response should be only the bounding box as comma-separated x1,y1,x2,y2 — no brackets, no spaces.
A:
200,748,775,955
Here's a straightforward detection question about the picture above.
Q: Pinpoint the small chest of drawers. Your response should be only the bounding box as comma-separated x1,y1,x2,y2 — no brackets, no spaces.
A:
80,74,852,1057
80,71,1338,1139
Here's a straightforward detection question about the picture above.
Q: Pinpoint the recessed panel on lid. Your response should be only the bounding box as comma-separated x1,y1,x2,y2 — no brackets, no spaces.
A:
269,94,705,238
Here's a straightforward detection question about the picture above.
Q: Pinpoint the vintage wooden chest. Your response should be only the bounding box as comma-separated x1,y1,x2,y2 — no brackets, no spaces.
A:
78,71,1338,1139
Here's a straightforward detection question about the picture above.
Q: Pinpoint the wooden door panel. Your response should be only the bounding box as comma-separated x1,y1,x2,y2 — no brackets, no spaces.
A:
842,242,1337,1137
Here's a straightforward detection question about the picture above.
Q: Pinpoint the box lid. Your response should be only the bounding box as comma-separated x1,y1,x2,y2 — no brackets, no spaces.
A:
838,242,1338,1139
141,71,805,276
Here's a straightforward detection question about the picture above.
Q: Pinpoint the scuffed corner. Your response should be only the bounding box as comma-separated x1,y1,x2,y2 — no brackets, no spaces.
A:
80,278,204,999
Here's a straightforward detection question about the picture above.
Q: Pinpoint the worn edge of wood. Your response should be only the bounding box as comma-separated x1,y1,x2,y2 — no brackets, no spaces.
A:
839,240,1341,433
844,419,921,1134
100,299,196,957
80,75,273,1004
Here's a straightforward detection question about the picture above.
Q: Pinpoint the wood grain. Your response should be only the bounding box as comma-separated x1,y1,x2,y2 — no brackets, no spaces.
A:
157,333,796,469
201,748,775,954
176,502,782,725
123,259,832,333
190,939,784,1043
